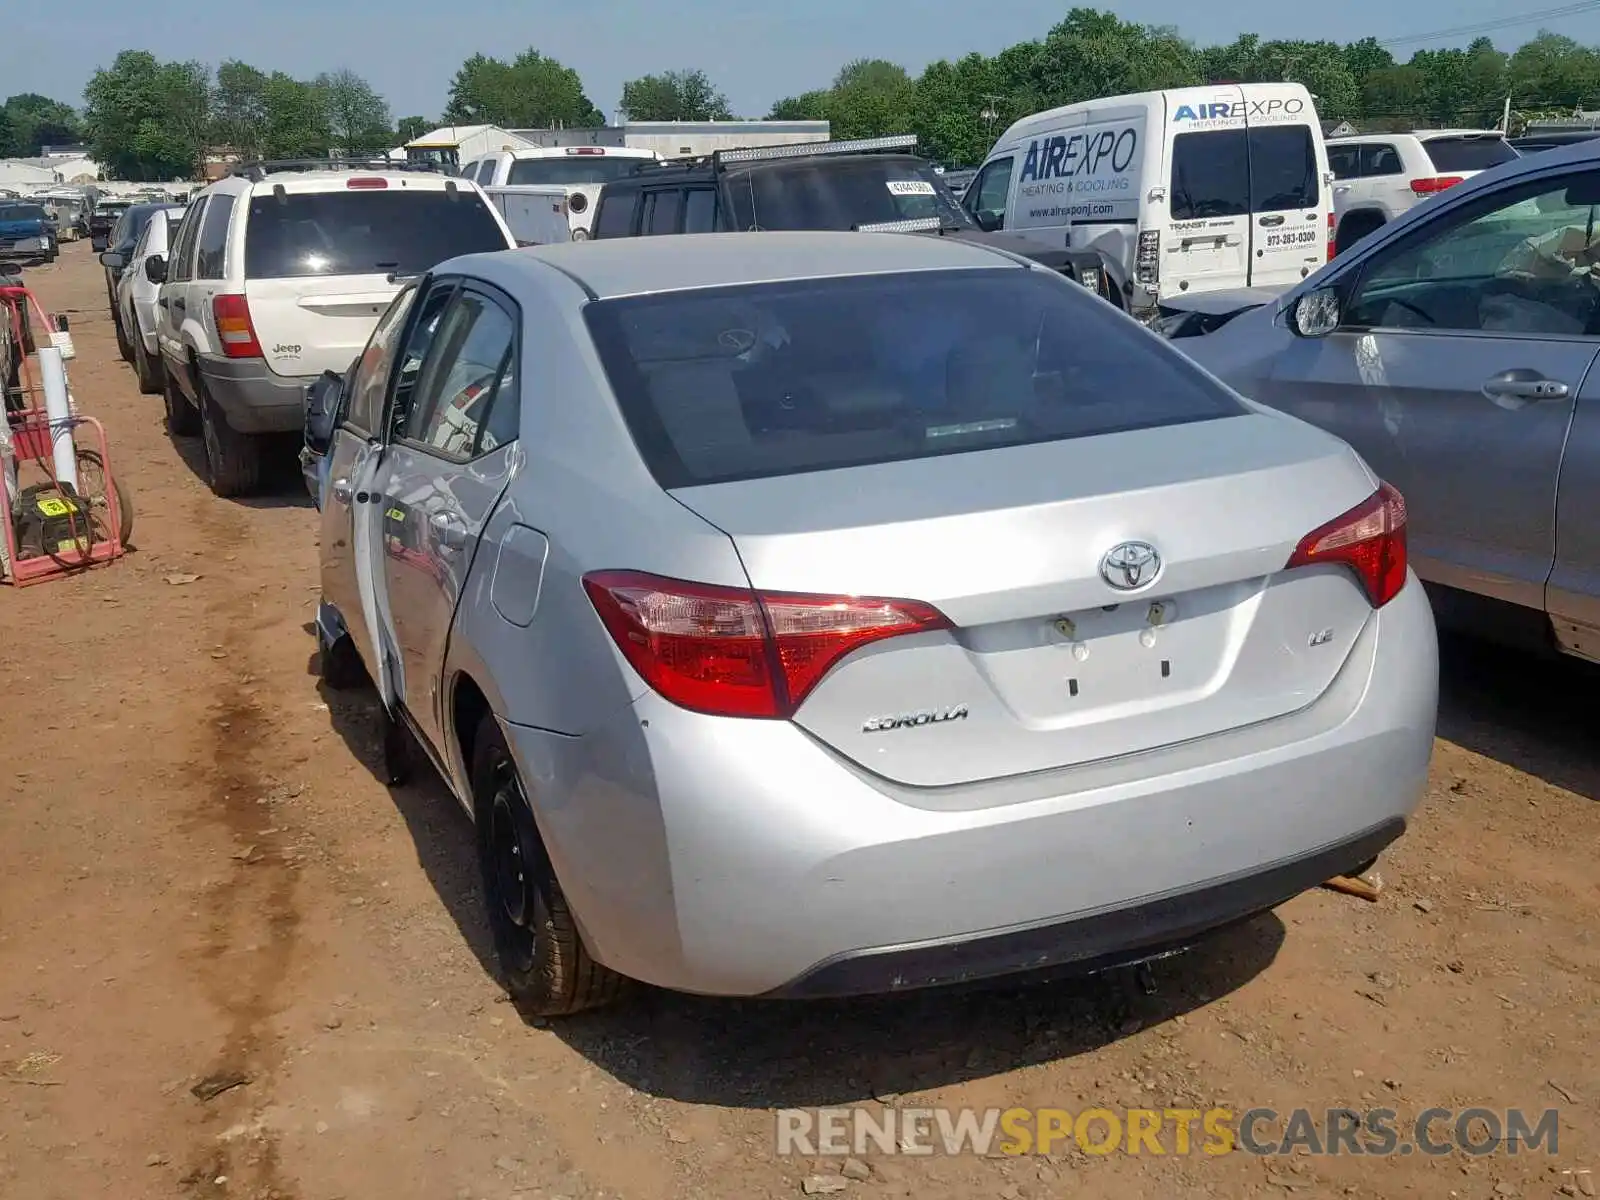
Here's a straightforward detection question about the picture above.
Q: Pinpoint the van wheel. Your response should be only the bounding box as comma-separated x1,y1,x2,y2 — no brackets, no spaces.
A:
198,382,263,498
163,369,200,436
1335,213,1385,257
113,310,134,363
134,335,162,395
471,713,625,1016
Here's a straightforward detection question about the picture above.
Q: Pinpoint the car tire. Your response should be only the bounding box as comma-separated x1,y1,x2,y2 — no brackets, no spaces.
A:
113,309,134,364
162,368,200,436
198,381,263,498
318,630,368,691
1335,214,1385,258
471,712,625,1016
133,334,162,395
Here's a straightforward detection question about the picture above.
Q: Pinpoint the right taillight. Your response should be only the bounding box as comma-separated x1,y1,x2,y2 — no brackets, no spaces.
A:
1285,482,1408,608
1136,229,1160,287
582,570,952,719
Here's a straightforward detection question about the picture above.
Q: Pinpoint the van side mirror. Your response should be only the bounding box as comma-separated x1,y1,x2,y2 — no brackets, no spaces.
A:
1290,288,1341,339
303,370,344,454
99,250,125,270
974,209,1002,233
144,254,167,284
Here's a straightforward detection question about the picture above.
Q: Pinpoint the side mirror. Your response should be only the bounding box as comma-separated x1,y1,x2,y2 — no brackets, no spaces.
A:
144,255,167,284
1290,288,1342,339
99,250,125,270
303,370,344,453
974,209,1002,233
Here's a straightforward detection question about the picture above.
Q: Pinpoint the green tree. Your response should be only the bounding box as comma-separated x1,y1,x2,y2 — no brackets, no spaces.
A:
768,91,830,120
318,68,392,153
84,52,209,180
395,115,432,142
261,72,332,159
825,58,917,139
0,106,15,158
210,60,269,158
2,93,83,156
620,69,732,121
444,50,604,128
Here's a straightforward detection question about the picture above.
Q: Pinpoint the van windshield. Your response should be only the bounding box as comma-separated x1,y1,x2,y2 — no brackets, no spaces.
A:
1170,126,1318,219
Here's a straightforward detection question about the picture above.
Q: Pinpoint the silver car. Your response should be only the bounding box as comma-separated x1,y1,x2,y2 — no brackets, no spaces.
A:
310,231,1438,1014
1180,137,1600,664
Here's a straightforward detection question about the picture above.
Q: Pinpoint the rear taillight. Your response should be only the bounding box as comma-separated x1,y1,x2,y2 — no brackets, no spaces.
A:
1286,482,1408,608
1135,229,1160,287
347,177,388,189
212,293,262,359
1327,211,1336,261
582,570,952,719
1409,176,1464,196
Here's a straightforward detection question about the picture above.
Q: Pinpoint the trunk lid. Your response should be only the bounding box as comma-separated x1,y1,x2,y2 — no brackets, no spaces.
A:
672,412,1380,788
244,274,402,379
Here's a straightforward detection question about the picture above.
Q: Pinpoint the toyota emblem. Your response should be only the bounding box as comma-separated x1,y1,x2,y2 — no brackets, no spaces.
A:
1100,541,1162,592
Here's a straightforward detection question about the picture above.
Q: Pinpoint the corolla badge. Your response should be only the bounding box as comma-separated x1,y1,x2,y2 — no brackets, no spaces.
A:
1100,541,1162,591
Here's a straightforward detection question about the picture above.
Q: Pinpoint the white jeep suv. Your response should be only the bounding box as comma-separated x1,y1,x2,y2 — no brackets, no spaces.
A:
152,159,515,496
1326,130,1518,256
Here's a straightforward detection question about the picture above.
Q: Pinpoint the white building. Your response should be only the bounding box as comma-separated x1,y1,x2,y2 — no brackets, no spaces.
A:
510,120,830,159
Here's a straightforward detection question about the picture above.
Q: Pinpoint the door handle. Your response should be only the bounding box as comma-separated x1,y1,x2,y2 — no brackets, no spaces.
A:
429,511,467,550
1481,370,1569,407
157,297,169,308
1258,215,1285,227
1334,185,1351,194
331,478,352,504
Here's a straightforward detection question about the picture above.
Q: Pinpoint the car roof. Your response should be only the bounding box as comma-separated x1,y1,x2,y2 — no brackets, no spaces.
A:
461,230,1020,300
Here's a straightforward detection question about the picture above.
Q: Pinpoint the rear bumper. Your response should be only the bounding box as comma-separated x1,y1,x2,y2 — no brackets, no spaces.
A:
501,573,1439,998
197,355,312,434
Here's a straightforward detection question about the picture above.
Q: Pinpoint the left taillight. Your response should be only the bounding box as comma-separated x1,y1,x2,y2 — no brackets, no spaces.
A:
1409,176,1464,196
1285,482,1408,608
212,293,262,359
1327,211,1336,261
582,570,953,719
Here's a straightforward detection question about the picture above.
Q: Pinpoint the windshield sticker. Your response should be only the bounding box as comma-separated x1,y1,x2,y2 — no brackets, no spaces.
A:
887,179,937,196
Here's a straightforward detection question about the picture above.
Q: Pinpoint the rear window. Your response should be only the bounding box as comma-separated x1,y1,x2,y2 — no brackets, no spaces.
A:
1170,126,1319,219
584,267,1244,488
242,189,508,279
507,156,650,186
723,158,974,231
1423,136,1518,173
0,205,47,222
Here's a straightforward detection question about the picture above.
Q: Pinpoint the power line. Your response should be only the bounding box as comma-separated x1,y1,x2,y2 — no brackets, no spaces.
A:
1379,0,1600,47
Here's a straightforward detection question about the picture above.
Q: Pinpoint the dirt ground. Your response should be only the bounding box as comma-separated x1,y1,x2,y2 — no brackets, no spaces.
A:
0,242,1595,1200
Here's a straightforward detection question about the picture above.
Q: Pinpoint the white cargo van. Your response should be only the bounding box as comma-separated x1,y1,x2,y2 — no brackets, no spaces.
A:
963,83,1332,315
458,146,661,238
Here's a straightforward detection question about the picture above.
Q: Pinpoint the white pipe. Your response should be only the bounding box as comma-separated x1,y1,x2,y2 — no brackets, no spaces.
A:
37,345,78,491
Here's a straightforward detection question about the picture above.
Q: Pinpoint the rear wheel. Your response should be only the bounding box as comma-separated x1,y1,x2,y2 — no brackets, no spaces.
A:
471,713,624,1015
162,368,200,436
1335,213,1385,258
318,629,367,691
198,380,263,498
133,333,162,395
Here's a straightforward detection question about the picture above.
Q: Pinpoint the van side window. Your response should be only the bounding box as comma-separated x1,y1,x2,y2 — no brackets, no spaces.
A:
1249,126,1317,213
967,158,1014,228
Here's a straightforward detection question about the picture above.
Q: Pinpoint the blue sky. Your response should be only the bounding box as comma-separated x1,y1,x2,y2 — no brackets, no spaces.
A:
4,0,1597,124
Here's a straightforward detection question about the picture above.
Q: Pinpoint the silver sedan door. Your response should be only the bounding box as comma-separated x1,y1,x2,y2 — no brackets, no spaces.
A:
1258,167,1600,611
377,283,520,753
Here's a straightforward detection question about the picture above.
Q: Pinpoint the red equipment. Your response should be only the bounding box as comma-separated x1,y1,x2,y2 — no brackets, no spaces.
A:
1,280,128,586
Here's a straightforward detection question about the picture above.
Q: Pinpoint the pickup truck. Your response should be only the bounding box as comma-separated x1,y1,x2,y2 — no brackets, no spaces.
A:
89,200,132,252
0,203,57,266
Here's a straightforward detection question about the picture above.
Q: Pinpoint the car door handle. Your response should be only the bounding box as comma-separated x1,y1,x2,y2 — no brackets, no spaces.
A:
430,511,467,550
331,478,352,504
1334,185,1351,194
1481,370,1569,407
157,297,169,308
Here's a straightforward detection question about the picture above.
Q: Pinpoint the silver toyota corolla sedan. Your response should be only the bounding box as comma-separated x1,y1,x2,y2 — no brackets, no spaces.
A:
310,231,1439,1015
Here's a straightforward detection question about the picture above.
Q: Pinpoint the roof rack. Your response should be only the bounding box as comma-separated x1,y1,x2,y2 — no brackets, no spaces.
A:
854,216,944,234
712,134,919,168
229,157,445,181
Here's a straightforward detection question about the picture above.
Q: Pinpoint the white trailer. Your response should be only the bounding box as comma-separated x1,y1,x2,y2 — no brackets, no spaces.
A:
483,185,574,247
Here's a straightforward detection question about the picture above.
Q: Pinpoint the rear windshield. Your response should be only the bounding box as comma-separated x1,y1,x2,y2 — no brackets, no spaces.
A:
0,205,47,221
723,158,975,231
584,267,1245,488
1170,126,1319,219
507,156,650,186
1423,136,1518,173
243,189,508,279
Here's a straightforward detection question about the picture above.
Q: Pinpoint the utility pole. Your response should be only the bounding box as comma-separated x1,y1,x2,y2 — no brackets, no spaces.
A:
1500,96,1512,134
